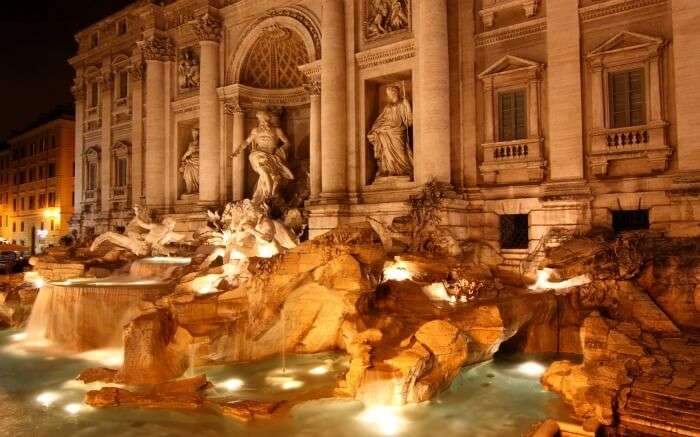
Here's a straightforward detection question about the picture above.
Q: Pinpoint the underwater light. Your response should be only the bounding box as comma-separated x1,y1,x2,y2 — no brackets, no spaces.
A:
220,378,244,391
282,379,304,390
36,391,59,407
517,361,546,377
10,332,27,342
309,365,330,375
357,405,406,436
529,268,591,292
63,403,84,415
258,243,278,259
383,262,412,282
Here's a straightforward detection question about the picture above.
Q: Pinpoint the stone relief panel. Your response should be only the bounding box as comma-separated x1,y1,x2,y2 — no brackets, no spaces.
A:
364,0,411,41
178,47,200,92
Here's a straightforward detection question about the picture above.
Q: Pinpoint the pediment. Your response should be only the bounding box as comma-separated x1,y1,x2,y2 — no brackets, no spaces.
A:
589,31,663,56
478,55,542,79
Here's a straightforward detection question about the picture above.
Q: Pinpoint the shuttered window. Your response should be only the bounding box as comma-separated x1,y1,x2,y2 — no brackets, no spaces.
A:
609,69,645,128
498,89,527,141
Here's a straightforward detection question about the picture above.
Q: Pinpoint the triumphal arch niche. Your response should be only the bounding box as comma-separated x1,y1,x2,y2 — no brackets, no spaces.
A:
221,8,321,223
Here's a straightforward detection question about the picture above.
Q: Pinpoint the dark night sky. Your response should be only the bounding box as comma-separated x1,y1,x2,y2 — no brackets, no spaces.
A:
0,0,135,141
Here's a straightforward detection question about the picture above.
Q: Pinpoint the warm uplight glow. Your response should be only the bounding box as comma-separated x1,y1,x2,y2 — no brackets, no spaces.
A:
36,391,59,407
309,365,330,375
76,348,123,367
282,379,304,390
257,243,278,259
383,262,412,282
220,378,244,391
24,272,45,288
43,207,61,221
64,403,85,415
517,361,546,377
10,332,27,342
529,268,591,292
357,406,407,436
421,283,450,301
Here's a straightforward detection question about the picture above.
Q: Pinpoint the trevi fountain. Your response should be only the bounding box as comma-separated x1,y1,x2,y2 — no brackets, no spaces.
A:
1,1,699,436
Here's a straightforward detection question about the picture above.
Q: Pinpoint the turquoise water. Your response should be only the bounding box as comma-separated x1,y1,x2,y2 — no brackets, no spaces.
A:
0,329,571,437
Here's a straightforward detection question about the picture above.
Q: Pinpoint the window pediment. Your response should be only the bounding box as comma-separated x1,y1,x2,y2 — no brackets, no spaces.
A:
111,140,130,157
588,31,664,66
84,146,100,160
478,56,542,87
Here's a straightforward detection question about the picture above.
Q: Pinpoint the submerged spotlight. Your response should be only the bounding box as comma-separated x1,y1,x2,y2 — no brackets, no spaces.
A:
309,365,330,375
517,361,546,377
63,403,84,415
357,406,406,436
36,392,59,407
220,378,244,391
383,262,412,282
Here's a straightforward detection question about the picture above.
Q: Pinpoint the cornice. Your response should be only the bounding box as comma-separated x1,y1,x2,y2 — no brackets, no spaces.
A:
475,18,546,48
355,38,415,71
579,0,668,22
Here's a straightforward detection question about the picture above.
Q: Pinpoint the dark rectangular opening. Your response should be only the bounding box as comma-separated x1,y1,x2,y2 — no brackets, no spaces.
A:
500,214,529,249
612,210,649,233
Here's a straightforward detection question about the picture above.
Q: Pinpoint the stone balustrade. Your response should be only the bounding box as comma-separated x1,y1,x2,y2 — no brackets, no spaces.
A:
479,137,545,184
589,122,672,177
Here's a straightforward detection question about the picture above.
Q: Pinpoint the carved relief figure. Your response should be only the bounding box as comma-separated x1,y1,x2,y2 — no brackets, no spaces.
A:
90,209,187,257
232,111,294,204
179,127,200,195
367,85,413,178
178,48,200,91
367,0,409,39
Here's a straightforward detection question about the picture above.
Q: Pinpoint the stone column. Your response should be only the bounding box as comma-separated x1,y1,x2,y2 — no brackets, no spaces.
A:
193,13,222,204
306,81,322,199
483,81,495,143
589,62,605,130
71,76,85,219
321,0,347,196
140,35,173,208
648,54,663,123
672,0,700,171
129,61,145,204
546,0,584,181
415,0,452,185
99,66,113,214
228,103,246,201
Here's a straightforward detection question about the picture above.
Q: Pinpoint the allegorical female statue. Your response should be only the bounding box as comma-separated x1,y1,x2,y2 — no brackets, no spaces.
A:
180,127,200,194
232,111,294,204
367,85,413,178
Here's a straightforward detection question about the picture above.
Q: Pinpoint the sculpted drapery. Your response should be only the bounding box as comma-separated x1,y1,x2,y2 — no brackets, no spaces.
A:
180,128,200,194
367,85,413,178
233,111,294,204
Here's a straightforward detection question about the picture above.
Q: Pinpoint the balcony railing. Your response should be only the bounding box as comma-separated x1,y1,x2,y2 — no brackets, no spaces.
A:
589,122,671,177
480,137,545,184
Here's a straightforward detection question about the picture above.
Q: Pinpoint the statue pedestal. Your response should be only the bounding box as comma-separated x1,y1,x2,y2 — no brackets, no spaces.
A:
371,175,412,187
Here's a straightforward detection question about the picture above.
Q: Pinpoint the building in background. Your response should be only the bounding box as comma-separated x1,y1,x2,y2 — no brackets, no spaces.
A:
69,0,700,270
3,115,75,253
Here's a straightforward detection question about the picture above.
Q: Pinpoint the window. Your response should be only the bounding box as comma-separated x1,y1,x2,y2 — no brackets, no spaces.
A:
87,162,98,190
20,222,24,232
117,70,129,99
90,32,99,48
609,69,645,128
38,194,46,208
612,210,649,233
12,222,15,232
498,89,527,141
12,199,16,212
48,163,56,178
48,192,56,208
28,196,35,210
115,156,128,187
500,214,529,249
116,19,128,36
90,82,99,108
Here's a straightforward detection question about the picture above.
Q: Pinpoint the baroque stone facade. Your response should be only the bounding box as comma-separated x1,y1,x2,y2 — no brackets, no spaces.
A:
70,0,700,269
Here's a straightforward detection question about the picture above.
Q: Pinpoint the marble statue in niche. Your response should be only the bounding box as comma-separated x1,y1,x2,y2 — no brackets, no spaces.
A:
366,0,409,39
178,48,200,91
367,84,413,178
232,111,294,204
180,127,200,194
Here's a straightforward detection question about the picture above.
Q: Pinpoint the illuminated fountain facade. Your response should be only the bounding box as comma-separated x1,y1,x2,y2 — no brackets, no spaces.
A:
2,0,698,436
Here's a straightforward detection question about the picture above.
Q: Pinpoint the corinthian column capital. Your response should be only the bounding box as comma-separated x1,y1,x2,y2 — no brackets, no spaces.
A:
139,35,175,62
192,13,223,43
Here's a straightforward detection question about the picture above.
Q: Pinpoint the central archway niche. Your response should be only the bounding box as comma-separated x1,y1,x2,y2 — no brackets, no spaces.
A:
223,7,321,206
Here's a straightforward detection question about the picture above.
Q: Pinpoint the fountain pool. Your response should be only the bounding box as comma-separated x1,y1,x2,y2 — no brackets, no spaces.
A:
0,329,572,437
